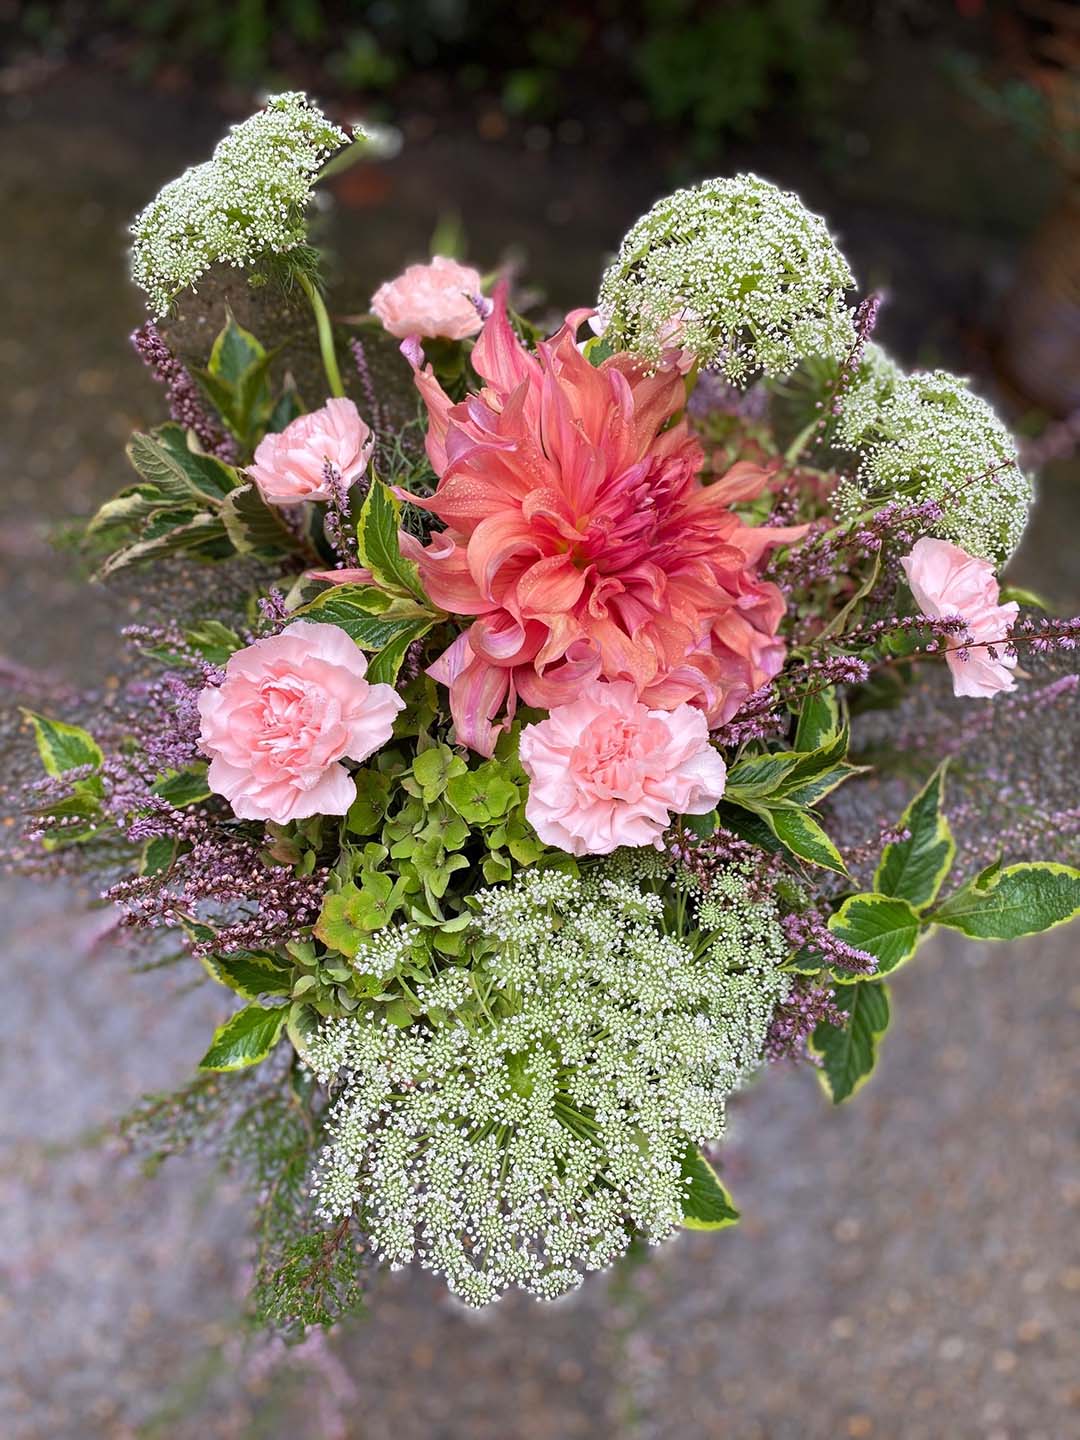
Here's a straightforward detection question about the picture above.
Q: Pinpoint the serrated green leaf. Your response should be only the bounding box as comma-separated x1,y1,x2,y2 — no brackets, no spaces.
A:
366,623,433,685
209,311,266,386
762,805,848,874
286,1001,320,1064
933,862,1080,941
794,687,841,751
811,980,891,1103
827,892,923,979
98,511,230,576
126,424,237,502
220,483,295,557
267,382,305,433
22,710,102,777
183,620,242,665
207,952,293,1000
140,836,177,876
679,1144,739,1230
199,1003,287,1071
356,479,427,601
875,763,955,910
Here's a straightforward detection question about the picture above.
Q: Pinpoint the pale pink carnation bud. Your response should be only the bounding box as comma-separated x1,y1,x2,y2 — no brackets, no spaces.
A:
518,680,728,856
371,256,486,341
901,536,1019,698
197,621,404,823
247,397,373,506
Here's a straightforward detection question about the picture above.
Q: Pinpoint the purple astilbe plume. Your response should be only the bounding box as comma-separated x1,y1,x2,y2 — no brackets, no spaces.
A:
833,613,972,654
132,322,237,462
769,495,945,598
782,911,877,975
322,459,361,566
668,824,787,901
350,337,384,439
764,978,845,1064
104,821,329,957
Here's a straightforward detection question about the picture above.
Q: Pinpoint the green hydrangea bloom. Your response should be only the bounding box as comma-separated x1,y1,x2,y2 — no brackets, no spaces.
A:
309,869,788,1306
130,92,349,315
597,173,856,382
834,351,1034,564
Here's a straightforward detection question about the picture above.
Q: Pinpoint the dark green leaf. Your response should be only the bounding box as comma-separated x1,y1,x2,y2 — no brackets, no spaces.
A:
794,687,841,751
207,952,293,1001
22,710,102,776
198,1003,287,1071
126,424,237,502
292,591,431,652
268,383,305,433
209,312,266,388
220,483,296,557
933,863,1080,941
875,763,955,910
765,806,848,875
152,764,212,808
828,892,923,979
356,479,427,602
812,980,891,1104
140,836,177,876
366,623,432,685
679,1144,739,1230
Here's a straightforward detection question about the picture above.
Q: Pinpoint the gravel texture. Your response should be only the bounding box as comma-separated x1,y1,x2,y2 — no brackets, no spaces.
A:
2,66,1078,1440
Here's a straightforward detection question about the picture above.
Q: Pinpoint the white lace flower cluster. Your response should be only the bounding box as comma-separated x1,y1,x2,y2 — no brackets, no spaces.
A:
130,92,349,315
309,868,788,1306
597,174,856,382
834,348,1034,564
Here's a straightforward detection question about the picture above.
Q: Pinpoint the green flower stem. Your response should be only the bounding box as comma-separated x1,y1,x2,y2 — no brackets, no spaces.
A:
298,271,346,399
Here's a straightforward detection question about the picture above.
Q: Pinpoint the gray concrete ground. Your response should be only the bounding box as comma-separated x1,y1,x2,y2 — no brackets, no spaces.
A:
2,68,1079,1440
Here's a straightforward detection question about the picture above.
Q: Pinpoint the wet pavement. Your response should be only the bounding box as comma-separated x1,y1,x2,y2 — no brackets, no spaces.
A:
2,66,1079,1440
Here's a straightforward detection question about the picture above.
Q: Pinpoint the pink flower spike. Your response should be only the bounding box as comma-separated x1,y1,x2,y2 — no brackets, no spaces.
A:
371,257,487,341
901,537,1019,698
247,398,373,506
197,621,404,823
518,680,727,856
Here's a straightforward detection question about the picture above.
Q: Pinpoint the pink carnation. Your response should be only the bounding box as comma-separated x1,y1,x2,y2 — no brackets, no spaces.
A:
247,398,373,506
518,681,728,856
197,621,404,823
371,257,486,341
901,536,1019,698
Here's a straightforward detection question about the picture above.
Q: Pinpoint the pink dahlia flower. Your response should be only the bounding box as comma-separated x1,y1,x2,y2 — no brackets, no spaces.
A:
247,398,373,506
400,285,804,752
371,257,486,341
197,621,404,823
518,681,728,856
901,537,1018,698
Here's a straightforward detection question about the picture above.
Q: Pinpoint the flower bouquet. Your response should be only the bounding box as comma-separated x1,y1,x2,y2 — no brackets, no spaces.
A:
12,93,1080,1331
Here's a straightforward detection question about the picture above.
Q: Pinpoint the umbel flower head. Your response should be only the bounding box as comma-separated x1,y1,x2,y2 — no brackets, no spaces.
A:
597,174,857,381
835,352,1034,565
402,286,804,753
309,869,788,1306
130,92,349,316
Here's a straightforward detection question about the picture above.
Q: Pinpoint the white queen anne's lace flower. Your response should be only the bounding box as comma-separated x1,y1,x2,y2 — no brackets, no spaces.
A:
597,174,856,382
130,92,349,315
309,869,788,1306
834,352,1034,564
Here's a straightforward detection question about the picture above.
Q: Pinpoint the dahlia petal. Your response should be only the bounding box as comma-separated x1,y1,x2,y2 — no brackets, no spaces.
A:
448,651,512,756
